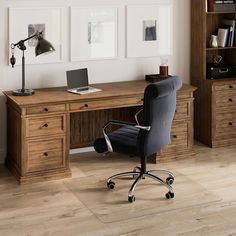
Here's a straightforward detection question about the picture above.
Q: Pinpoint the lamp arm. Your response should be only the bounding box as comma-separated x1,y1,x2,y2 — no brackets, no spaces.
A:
11,33,38,50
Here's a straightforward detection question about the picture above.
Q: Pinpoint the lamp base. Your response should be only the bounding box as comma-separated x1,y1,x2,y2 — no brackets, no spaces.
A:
12,89,35,96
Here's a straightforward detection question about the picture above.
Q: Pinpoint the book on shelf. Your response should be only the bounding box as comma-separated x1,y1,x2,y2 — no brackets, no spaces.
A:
214,0,235,3
218,28,229,47
220,19,235,46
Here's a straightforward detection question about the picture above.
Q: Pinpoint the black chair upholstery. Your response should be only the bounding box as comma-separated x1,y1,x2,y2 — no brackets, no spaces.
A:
94,76,182,202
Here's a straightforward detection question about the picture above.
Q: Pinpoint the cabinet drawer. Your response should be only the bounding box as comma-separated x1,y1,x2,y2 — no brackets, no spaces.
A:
214,84,236,91
26,137,65,173
26,115,65,138
215,113,236,138
215,91,236,113
174,101,190,120
26,104,66,115
70,97,143,112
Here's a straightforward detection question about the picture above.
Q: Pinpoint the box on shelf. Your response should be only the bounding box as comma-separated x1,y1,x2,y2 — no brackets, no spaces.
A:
207,63,236,79
213,3,236,12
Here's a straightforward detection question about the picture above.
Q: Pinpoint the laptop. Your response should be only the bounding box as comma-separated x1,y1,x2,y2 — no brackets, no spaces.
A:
66,68,101,95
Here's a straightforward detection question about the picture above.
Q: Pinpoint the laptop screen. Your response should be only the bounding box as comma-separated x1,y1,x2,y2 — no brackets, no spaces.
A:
66,68,89,90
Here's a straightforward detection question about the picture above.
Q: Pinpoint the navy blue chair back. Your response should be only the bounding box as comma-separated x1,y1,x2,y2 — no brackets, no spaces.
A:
137,76,182,157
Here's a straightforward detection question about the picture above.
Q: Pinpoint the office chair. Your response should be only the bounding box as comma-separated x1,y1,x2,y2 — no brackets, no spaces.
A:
94,76,182,202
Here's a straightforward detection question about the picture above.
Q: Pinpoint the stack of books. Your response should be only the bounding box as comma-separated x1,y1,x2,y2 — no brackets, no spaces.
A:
207,0,236,12
217,19,235,47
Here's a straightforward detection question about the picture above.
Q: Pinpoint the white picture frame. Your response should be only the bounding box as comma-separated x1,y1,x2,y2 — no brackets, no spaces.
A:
126,4,173,58
9,7,62,65
70,6,118,61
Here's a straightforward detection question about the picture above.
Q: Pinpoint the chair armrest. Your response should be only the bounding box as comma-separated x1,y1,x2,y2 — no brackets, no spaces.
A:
134,109,151,131
134,109,143,126
102,120,151,153
103,120,136,153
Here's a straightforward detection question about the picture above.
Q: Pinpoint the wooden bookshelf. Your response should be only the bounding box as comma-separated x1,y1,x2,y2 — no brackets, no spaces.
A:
191,0,236,147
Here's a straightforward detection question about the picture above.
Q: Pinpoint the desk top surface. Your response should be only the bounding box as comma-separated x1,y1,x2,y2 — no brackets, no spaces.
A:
4,80,196,106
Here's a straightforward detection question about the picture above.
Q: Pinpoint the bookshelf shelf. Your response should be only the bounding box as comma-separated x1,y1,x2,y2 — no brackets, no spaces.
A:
206,11,236,14
206,46,236,50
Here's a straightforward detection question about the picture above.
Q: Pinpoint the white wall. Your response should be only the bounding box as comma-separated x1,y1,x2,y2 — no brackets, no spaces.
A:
0,0,190,163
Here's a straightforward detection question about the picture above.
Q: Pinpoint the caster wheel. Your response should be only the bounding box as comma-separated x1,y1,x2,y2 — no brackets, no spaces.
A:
165,191,174,199
166,177,174,185
107,181,115,189
128,195,135,203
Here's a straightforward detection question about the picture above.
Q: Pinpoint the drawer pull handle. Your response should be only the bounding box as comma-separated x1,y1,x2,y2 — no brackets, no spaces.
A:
141,98,144,101
229,85,233,89
44,108,49,112
228,98,233,102
84,104,88,108
229,122,233,126
43,123,48,128
44,152,48,157
172,135,177,139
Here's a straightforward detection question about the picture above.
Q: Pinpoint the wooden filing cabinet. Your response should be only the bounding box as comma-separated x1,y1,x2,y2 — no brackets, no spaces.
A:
212,81,236,147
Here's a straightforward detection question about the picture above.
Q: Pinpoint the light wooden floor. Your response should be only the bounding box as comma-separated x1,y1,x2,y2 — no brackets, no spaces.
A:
0,143,236,236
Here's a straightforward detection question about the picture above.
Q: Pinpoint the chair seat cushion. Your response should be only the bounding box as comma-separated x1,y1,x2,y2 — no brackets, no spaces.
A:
94,125,140,155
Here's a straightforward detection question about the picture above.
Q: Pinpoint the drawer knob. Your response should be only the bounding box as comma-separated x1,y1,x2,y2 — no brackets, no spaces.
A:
229,85,233,89
43,152,48,157
141,98,144,101
84,104,88,108
229,122,233,126
172,135,177,139
44,108,49,112
175,109,177,113
43,123,48,128
228,98,233,102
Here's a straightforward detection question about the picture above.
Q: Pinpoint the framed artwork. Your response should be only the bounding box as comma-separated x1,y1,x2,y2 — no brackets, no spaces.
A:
126,4,173,58
9,7,62,65
70,6,118,61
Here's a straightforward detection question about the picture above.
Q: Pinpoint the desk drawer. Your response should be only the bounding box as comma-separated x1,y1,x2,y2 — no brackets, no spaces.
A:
70,97,143,112
26,115,65,138
175,101,190,120
26,104,66,115
161,121,189,155
170,122,188,147
26,137,65,173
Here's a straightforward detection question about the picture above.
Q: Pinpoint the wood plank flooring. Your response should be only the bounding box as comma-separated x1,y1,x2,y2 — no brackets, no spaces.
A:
0,143,236,236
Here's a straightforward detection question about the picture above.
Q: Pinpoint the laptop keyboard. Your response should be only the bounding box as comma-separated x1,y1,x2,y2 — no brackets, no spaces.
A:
76,87,89,92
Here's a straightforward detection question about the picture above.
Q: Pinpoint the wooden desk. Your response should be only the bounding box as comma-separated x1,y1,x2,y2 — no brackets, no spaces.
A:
3,80,196,184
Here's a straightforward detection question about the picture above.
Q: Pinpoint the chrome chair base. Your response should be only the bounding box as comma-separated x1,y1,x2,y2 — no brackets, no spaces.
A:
106,167,175,203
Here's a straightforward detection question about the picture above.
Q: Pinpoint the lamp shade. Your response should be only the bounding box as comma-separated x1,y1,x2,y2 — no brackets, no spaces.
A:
35,38,55,56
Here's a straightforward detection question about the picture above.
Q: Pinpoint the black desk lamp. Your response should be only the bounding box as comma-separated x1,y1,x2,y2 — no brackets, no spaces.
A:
10,32,55,96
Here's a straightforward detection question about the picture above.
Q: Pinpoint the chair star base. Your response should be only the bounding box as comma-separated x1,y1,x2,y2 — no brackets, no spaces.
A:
106,168,175,203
